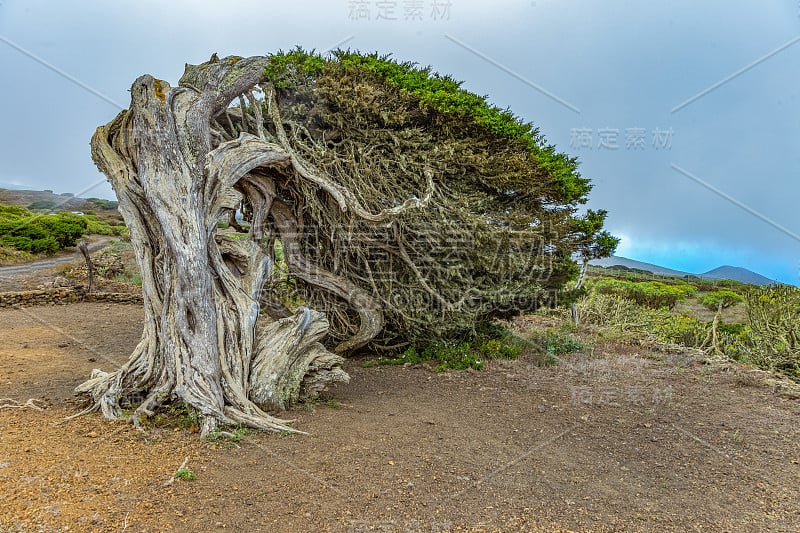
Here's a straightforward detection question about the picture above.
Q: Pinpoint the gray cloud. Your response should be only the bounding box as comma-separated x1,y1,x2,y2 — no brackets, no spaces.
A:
0,0,797,282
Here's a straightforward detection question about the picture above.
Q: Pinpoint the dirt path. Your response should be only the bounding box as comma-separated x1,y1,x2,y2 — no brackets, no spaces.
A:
0,236,115,278
0,235,115,292
0,303,799,532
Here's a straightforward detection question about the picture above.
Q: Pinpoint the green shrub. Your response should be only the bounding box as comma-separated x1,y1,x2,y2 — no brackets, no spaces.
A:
687,277,749,293
0,205,94,255
374,343,485,371
577,292,706,347
743,285,800,377
698,290,744,311
648,312,706,346
33,214,87,248
716,325,752,360
717,322,747,335
27,200,57,211
426,343,485,372
373,346,428,367
174,468,196,481
588,278,695,309
0,204,33,222
530,328,584,357
478,338,521,360
372,323,526,371
86,197,119,210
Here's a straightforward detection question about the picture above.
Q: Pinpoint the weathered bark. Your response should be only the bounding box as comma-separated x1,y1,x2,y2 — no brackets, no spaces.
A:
78,241,94,294
77,56,353,436
571,259,588,325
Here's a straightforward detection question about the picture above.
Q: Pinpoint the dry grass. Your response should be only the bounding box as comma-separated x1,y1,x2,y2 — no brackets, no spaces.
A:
674,297,748,324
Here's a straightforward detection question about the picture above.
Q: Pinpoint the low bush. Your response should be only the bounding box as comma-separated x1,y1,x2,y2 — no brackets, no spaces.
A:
0,204,127,256
530,327,584,358
27,200,57,211
0,244,34,264
743,285,800,378
578,288,798,381
698,290,744,311
577,292,706,347
687,277,749,293
588,278,695,309
373,343,486,371
0,213,86,254
372,323,527,371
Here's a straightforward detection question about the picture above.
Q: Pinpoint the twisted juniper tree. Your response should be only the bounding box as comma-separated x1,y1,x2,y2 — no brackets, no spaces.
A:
78,50,614,436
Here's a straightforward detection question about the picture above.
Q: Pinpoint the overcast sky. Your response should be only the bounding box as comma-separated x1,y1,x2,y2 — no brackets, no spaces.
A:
1,0,798,283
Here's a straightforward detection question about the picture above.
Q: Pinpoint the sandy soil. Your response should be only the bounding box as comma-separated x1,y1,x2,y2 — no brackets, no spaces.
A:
0,302,799,532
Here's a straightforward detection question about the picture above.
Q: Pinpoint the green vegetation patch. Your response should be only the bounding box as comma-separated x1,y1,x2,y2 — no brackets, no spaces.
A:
0,205,87,255
174,468,196,481
588,277,695,309
370,323,528,371
744,285,800,378
698,290,744,311
0,203,126,255
579,284,800,381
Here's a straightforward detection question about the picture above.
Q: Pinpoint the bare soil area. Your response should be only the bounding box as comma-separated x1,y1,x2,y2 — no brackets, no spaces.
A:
1,302,799,532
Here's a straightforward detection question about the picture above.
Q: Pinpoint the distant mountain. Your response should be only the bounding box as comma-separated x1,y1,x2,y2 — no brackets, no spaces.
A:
590,256,691,278
698,266,775,286
0,188,119,217
590,255,777,286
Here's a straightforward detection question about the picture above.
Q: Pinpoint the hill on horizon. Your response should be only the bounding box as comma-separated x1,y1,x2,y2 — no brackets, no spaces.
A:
591,255,778,286
698,265,776,286
0,188,120,221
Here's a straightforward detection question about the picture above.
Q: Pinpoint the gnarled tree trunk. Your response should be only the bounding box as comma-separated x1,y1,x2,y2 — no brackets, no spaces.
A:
77,56,352,436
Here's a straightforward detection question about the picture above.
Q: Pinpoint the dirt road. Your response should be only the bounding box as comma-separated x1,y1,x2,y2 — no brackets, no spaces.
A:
0,236,116,292
0,236,115,277
1,303,798,532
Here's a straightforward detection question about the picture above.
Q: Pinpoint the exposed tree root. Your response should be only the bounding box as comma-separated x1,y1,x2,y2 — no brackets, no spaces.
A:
0,398,46,411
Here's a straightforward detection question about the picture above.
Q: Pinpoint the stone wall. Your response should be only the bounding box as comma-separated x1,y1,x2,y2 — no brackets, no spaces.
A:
0,288,142,309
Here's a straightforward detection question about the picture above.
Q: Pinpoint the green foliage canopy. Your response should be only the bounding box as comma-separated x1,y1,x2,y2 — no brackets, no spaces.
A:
255,49,616,347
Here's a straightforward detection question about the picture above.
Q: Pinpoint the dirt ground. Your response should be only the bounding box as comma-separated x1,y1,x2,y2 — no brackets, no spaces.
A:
0,301,799,532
